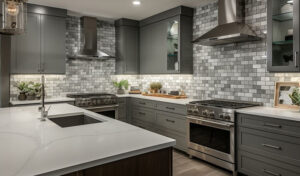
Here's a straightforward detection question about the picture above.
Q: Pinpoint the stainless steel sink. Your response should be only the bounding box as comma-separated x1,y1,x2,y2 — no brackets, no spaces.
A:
49,114,103,128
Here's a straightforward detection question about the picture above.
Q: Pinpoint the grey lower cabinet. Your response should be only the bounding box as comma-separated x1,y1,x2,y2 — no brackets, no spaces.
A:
237,113,300,176
128,98,187,152
115,19,139,75
117,97,128,122
11,4,67,74
139,6,194,74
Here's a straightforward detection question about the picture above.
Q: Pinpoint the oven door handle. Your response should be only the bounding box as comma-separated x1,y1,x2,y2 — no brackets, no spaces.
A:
187,116,234,130
85,104,119,111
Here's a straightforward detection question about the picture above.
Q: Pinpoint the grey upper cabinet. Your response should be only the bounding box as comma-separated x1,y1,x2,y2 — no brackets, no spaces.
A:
41,15,66,74
115,19,139,75
267,0,300,72
11,4,67,74
140,19,168,74
11,13,41,74
139,6,194,74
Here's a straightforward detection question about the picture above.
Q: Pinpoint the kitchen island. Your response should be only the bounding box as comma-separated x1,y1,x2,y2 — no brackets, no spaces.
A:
0,104,175,176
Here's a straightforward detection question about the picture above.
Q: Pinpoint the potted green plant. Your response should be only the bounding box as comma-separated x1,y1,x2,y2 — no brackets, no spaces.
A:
14,82,29,101
113,80,129,95
26,82,36,100
33,83,42,100
150,82,162,93
289,88,300,108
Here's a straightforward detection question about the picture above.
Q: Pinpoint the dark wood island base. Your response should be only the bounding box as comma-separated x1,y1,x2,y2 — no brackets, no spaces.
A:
64,147,173,176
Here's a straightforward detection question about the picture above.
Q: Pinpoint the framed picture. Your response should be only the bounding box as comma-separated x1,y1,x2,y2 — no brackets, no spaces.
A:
274,82,300,109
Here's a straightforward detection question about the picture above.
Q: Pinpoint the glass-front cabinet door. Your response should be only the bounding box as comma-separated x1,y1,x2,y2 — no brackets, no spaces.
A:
268,0,300,72
167,18,180,73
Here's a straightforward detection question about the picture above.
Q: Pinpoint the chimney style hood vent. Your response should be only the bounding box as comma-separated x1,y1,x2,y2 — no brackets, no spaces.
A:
69,16,115,60
193,0,261,46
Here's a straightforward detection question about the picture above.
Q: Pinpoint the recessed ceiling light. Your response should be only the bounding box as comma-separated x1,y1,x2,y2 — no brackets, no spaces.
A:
132,0,141,6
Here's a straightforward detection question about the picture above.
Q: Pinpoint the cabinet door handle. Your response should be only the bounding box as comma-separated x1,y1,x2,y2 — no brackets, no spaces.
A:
139,112,146,116
166,107,175,110
295,51,298,68
263,123,282,129
166,119,175,123
42,63,45,72
263,169,281,176
38,64,41,73
139,102,146,105
262,144,281,150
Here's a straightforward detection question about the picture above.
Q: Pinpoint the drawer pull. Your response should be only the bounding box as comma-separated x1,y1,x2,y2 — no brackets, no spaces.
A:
263,123,282,129
262,144,281,150
139,102,146,105
139,112,146,116
263,169,281,176
166,119,175,123
166,107,175,110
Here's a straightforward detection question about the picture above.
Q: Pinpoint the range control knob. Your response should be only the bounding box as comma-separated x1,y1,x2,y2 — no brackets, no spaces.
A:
209,111,215,118
219,113,231,121
219,113,224,119
202,110,209,116
224,114,231,121
193,108,199,114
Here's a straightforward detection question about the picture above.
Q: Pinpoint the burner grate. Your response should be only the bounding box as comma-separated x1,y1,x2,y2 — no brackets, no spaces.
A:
189,100,260,109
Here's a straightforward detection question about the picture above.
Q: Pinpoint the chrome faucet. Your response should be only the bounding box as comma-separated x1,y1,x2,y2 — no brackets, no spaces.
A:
39,75,50,121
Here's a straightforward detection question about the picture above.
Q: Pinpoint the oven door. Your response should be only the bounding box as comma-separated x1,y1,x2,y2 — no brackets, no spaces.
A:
187,116,235,163
85,105,119,119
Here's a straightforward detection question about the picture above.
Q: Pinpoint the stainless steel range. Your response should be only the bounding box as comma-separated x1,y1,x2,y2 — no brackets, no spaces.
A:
67,93,119,119
187,99,261,174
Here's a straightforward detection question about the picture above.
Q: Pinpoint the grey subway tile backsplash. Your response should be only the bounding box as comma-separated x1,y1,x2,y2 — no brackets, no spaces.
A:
10,0,300,106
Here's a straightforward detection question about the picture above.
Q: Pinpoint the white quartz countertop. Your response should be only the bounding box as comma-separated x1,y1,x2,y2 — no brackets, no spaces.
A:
116,94,197,105
0,104,175,176
237,106,300,122
10,97,75,106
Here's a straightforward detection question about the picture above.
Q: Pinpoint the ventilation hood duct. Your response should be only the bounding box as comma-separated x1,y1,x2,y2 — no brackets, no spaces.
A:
193,0,261,46
71,16,115,59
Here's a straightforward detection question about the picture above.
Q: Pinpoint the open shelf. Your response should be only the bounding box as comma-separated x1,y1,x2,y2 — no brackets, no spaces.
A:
273,40,293,45
273,12,293,22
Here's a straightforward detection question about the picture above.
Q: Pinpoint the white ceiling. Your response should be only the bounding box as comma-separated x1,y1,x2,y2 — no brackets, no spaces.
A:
28,0,213,21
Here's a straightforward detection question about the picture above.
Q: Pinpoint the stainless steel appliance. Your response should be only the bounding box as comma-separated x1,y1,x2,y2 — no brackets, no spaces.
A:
187,100,261,174
67,17,115,60
193,0,261,46
67,93,119,119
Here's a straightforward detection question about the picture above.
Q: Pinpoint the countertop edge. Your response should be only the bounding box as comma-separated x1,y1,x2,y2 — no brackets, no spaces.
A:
10,97,75,106
39,141,176,176
116,94,196,105
236,107,300,122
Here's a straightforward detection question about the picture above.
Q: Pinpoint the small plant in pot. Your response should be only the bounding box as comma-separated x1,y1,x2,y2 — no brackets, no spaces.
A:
150,82,162,93
289,88,300,109
14,82,29,101
26,82,37,100
33,83,42,100
113,80,129,95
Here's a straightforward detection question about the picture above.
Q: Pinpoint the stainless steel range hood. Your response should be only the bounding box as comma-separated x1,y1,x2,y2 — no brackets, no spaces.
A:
70,16,115,59
193,0,261,46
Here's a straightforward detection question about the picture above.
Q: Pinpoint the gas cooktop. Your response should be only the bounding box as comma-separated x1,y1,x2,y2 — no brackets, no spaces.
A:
66,93,116,98
66,93,117,107
189,99,261,109
187,99,262,122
